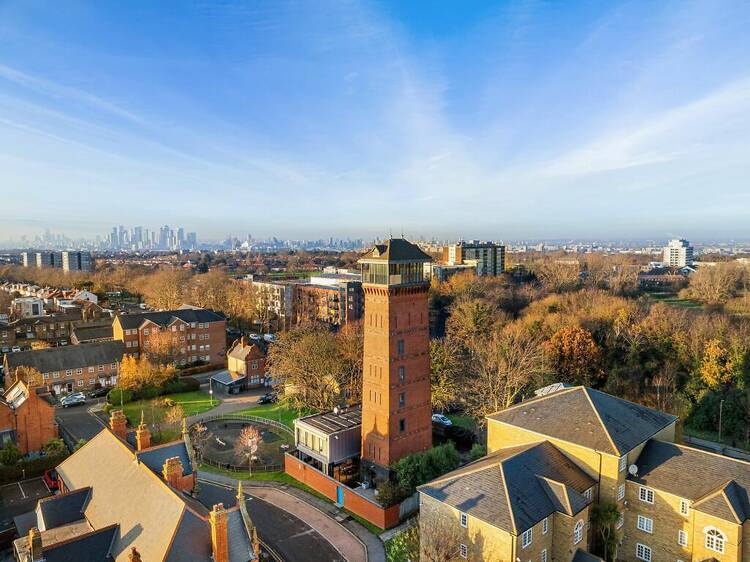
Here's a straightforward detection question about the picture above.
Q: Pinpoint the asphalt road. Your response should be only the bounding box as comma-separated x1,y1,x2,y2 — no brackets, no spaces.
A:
198,482,345,562
55,400,107,443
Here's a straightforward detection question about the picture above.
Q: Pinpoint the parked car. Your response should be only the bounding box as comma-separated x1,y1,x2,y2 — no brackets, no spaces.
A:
431,413,453,426
11,346,21,352
60,393,86,408
257,392,278,405
89,387,109,398
43,469,59,491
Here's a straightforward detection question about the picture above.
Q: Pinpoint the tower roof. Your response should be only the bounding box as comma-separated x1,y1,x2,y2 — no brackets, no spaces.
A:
358,238,432,263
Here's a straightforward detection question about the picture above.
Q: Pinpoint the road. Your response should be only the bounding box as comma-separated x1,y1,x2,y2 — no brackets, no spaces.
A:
198,481,346,562
55,399,108,444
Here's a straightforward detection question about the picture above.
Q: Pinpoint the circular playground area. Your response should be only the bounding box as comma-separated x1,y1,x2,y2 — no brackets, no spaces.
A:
199,418,293,469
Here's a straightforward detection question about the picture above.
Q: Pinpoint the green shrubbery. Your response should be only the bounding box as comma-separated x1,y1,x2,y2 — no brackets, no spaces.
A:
0,453,68,485
107,376,200,405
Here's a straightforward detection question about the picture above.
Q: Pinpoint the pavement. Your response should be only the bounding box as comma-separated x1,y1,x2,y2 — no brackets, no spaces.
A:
198,479,348,562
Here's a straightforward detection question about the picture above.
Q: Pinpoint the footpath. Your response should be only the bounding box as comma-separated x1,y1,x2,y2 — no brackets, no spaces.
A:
199,470,386,562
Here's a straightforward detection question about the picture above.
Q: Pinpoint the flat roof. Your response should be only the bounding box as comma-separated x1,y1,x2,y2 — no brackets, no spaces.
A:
297,405,361,435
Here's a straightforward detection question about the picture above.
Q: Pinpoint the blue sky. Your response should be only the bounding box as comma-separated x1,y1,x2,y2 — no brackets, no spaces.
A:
0,0,748,241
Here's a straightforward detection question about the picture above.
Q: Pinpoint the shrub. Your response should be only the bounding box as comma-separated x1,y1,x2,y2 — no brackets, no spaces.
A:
107,388,134,405
163,376,200,394
0,453,67,485
392,442,460,495
0,442,21,466
377,479,408,508
137,386,161,400
469,443,486,461
43,438,67,457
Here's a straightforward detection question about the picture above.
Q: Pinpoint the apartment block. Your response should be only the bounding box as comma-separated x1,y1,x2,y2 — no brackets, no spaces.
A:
113,306,227,366
61,250,93,272
663,239,694,267
295,273,364,327
442,240,506,276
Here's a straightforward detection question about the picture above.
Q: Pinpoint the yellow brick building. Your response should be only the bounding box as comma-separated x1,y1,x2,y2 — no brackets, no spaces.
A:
419,385,750,561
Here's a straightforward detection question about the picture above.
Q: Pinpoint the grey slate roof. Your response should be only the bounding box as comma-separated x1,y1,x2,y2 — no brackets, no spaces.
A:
41,524,117,562
136,441,194,476
36,488,91,530
487,386,677,456
71,324,113,343
572,549,604,562
358,238,432,263
297,406,362,435
116,308,225,330
212,370,246,385
419,441,594,534
4,341,125,374
632,440,750,522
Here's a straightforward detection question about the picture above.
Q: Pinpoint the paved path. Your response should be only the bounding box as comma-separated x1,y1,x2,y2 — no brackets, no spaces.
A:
200,471,372,562
187,382,265,423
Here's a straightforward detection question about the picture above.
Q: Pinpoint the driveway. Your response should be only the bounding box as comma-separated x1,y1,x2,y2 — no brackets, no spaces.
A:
198,481,347,562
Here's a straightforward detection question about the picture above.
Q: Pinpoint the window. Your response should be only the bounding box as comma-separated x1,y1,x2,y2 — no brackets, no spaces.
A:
171,326,177,332
53,372,59,379
143,328,149,335
636,543,652,562
399,418,406,432
460,513,467,528
65,369,72,377
573,520,583,545
398,365,405,383
637,515,653,534
584,488,592,501
88,366,94,373
616,513,624,529
399,392,405,407
77,380,84,387
619,456,627,472
680,499,689,516
678,530,688,547
251,361,258,370
639,486,654,504
180,324,185,331
397,339,404,355
190,322,196,328
541,549,547,562
521,528,533,548
205,344,210,350
618,484,625,501
459,544,467,559
705,528,726,554
89,379,95,385
98,365,104,372
43,373,49,380
542,516,548,535
110,363,116,369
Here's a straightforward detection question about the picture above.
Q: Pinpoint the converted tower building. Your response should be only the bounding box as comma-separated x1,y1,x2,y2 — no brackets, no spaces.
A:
358,239,433,481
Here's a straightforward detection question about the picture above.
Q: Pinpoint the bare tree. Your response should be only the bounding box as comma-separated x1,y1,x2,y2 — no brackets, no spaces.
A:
235,425,260,470
682,263,743,306
534,257,581,293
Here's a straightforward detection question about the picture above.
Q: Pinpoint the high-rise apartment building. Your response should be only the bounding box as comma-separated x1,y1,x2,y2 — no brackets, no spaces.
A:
35,251,62,269
663,238,694,267
443,240,505,275
358,239,433,481
61,251,93,272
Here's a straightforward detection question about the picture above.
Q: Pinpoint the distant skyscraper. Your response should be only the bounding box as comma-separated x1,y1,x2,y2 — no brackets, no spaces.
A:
187,232,197,250
663,239,694,267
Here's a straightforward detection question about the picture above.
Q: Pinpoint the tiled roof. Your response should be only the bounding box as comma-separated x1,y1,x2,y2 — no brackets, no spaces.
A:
115,308,225,330
487,386,676,456
419,441,594,534
632,440,750,522
572,549,604,562
212,370,246,385
136,440,194,476
36,487,91,531
358,238,432,263
41,525,117,562
4,341,125,374
71,324,113,343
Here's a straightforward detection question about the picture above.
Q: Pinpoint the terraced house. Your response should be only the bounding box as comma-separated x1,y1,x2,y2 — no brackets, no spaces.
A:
113,306,227,366
419,384,750,562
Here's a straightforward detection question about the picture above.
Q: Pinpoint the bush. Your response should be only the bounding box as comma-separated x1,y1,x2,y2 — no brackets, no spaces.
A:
137,386,161,400
377,479,408,508
43,438,67,457
107,388,134,405
392,442,460,496
443,425,476,448
0,442,21,466
163,376,200,394
0,453,67,485
469,443,486,461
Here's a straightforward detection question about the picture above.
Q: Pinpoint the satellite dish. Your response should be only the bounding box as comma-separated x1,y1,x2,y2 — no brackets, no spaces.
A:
628,464,638,476
333,406,339,415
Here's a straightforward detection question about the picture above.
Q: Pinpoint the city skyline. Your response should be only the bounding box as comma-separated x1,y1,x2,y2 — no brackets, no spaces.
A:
1,1,749,240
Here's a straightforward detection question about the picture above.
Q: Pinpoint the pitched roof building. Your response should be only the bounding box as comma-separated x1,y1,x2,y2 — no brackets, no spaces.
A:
419,384,750,562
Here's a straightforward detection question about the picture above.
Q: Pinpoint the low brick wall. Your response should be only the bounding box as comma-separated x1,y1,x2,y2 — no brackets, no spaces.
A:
284,453,401,529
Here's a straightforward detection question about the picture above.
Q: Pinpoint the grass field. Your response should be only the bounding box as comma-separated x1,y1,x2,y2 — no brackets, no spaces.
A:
447,414,476,431
645,292,703,309
234,402,313,428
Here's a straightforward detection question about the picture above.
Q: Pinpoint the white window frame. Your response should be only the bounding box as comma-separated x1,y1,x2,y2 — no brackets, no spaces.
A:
584,488,592,501
637,515,653,534
705,527,726,554
678,529,688,547
542,517,548,535
639,486,654,504
636,543,652,562
541,549,547,562
616,513,624,529
619,456,627,472
460,513,468,528
573,520,584,545
521,528,533,549
617,484,625,501
680,499,689,516
459,543,468,559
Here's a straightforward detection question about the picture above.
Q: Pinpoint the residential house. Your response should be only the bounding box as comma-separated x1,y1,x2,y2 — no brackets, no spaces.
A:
213,337,268,394
112,306,227,366
12,428,258,562
70,321,114,344
12,297,45,319
3,341,125,394
0,378,57,453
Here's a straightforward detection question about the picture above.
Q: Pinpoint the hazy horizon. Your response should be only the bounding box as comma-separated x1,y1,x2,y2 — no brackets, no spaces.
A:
1,1,749,241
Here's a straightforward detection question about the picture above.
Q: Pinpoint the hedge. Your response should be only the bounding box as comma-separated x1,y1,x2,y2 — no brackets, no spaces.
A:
0,453,68,485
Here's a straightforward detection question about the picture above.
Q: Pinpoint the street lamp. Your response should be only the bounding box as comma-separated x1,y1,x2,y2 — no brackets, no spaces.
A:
719,399,725,443
209,378,214,407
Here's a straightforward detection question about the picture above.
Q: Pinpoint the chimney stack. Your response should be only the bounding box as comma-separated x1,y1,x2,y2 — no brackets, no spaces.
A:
162,456,184,488
209,503,230,562
128,547,142,562
28,527,43,562
109,409,128,440
135,411,151,451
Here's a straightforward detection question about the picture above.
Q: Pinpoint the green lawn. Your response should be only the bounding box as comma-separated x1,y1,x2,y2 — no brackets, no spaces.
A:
234,401,313,429
646,292,702,309
120,390,221,427
447,415,476,431
199,463,384,534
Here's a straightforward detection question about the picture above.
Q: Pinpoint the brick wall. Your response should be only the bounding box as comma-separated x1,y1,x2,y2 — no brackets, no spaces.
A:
0,389,57,454
284,454,400,529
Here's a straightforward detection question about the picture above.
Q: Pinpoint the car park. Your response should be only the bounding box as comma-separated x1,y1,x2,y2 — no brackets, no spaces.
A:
431,413,453,426
43,469,59,491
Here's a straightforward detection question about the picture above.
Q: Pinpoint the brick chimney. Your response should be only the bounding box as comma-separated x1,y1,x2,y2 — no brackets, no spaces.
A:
209,503,229,562
128,547,142,562
109,409,128,440
28,527,43,562
135,411,151,451
162,456,184,488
